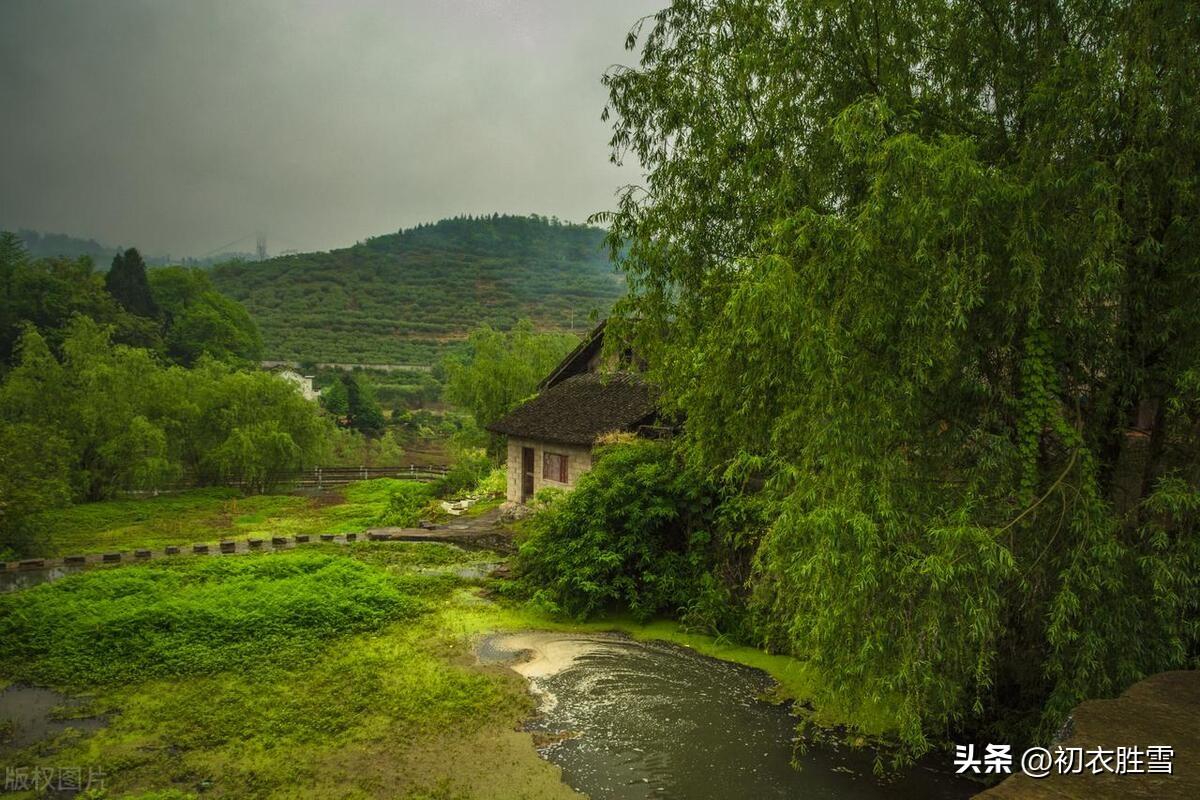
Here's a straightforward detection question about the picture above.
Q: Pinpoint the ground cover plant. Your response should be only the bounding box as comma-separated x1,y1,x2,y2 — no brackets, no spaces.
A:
22,477,460,558
582,0,1200,759
0,544,580,800
26,489,309,557
0,552,426,686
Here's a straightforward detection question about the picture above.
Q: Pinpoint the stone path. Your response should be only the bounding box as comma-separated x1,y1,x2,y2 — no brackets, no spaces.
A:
0,509,513,579
365,508,514,552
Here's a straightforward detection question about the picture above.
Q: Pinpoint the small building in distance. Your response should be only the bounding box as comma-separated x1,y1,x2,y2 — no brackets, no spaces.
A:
487,320,657,505
274,368,321,403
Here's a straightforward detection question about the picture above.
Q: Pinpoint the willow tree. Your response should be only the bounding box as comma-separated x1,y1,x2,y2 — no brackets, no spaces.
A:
600,0,1200,749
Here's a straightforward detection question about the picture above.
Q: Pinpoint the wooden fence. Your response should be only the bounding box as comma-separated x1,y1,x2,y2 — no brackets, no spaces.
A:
133,464,452,495
272,464,450,489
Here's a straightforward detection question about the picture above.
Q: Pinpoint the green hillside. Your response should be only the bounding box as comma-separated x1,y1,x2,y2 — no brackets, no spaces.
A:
209,214,624,365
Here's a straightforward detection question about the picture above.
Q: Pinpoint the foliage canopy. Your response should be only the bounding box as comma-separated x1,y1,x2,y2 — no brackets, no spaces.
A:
443,319,579,435
592,0,1200,750
0,320,331,555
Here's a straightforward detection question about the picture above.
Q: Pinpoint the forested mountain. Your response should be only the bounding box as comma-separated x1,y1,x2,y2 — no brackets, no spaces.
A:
209,214,624,365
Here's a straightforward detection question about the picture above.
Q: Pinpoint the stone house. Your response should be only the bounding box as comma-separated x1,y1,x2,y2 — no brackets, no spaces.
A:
486,321,656,504
274,368,321,402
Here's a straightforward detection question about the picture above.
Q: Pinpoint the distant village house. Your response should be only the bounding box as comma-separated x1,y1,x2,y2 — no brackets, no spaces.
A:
487,321,657,504
274,368,321,403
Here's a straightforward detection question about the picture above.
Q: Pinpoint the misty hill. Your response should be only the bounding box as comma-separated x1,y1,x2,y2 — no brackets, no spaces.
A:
209,214,625,365
5,227,243,267
9,228,121,263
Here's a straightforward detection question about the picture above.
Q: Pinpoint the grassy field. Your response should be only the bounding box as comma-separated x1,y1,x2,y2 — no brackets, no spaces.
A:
3,479,902,799
0,543,583,800
0,540,899,800
27,479,445,558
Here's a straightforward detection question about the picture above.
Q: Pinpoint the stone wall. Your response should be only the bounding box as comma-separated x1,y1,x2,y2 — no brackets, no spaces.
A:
505,437,594,504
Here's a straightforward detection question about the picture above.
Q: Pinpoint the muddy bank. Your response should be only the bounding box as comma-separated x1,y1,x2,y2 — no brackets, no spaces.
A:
0,685,105,751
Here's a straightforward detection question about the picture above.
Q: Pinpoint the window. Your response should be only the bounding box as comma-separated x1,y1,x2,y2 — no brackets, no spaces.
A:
543,451,568,483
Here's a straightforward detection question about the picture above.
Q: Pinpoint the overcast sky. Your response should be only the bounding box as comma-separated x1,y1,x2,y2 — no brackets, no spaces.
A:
0,0,658,257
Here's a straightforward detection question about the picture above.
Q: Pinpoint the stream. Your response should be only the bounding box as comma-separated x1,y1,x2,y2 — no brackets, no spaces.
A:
478,631,978,800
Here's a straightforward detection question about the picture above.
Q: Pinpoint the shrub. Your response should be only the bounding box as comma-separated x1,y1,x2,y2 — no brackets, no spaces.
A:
515,439,710,621
0,552,426,687
433,447,494,498
476,467,506,497
382,482,438,527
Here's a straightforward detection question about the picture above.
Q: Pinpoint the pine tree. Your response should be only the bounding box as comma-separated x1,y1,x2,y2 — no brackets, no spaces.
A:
345,374,385,435
105,247,158,318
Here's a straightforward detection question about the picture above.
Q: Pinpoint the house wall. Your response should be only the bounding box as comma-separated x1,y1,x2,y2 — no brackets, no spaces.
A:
276,370,321,402
505,437,594,504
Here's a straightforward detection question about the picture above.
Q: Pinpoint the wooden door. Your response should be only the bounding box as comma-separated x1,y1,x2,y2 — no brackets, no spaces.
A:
521,447,535,502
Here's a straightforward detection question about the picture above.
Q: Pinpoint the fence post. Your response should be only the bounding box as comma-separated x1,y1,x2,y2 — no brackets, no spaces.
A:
316,466,322,490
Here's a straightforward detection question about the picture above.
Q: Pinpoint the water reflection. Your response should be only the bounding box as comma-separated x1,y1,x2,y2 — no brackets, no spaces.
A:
0,564,88,593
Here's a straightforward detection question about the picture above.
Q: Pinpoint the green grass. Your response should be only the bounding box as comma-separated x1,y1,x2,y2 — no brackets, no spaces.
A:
1,481,898,798
0,545,577,800
0,552,431,687
27,479,444,557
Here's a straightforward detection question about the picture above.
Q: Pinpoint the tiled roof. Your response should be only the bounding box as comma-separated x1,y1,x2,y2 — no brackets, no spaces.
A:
486,371,655,446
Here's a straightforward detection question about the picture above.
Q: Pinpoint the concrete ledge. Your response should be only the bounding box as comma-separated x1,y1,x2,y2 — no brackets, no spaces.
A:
219,541,236,553
134,549,152,558
271,537,288,545
165,546,180,555
64,555,87,564
19,559,45,570
248,539,264,548
294,535,310,543
320,534,335,541
345,533,357,542
978,670,1200,799
102,553,121,563
192,544,209,554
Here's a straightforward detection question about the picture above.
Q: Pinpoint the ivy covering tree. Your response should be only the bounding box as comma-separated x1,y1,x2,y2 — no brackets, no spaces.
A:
590,0,1200,753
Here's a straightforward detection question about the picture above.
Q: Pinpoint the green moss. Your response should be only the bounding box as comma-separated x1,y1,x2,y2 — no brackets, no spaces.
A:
0,544,574,800
28,490,314,556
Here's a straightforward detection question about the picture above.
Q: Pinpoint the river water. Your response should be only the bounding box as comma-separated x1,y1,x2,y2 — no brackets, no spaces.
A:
0,564,88,593
478,631,978,800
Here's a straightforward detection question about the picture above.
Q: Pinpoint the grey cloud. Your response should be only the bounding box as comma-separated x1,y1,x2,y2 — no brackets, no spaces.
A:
0,0,658,256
